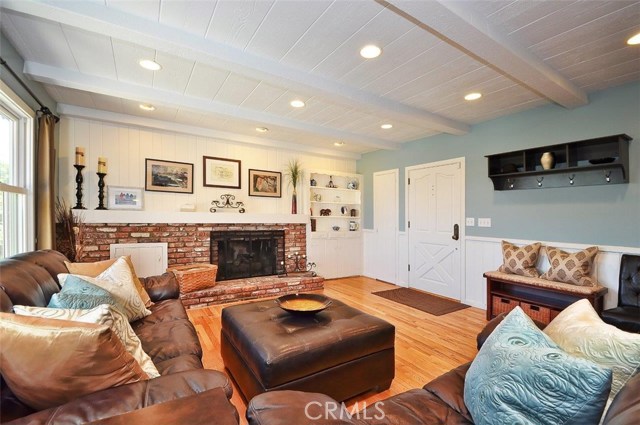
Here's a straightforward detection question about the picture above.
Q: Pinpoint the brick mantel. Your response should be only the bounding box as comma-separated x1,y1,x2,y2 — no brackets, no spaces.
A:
76,222,307,270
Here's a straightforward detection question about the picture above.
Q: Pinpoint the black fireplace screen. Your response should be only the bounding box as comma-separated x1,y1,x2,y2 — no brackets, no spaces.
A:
211,230,285,281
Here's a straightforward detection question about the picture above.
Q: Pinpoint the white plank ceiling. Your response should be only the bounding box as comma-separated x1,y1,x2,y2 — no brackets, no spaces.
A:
1,0,639,156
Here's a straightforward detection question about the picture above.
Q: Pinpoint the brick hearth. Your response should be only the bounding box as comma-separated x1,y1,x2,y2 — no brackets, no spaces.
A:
180,274,325,309
69,222,315,305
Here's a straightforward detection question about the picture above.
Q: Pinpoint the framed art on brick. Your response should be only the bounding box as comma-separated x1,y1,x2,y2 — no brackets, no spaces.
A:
145,158,194,194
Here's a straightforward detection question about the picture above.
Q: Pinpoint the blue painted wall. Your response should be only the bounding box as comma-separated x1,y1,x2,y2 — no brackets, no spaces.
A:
357,81,640,247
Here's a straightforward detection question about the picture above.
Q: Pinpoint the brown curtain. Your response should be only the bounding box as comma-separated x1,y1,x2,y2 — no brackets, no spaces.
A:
35,113,56,250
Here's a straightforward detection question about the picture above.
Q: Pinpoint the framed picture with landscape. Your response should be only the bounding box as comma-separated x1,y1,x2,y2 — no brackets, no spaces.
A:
203,156,241,189
249,169,281,198
107,186,143,210
145,158,194,194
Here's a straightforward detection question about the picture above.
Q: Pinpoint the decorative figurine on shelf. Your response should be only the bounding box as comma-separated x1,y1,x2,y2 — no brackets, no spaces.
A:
310,178,317,187
347,180,358,190
326,176,337,188
320,208,331,216
210,194,245,213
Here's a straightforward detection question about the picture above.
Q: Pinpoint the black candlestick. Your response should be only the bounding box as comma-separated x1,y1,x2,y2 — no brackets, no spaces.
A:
96,172,107,210
72,164,86,209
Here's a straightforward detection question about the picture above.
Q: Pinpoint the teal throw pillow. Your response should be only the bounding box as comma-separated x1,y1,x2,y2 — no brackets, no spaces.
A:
464,307,612,425
48,275,125,313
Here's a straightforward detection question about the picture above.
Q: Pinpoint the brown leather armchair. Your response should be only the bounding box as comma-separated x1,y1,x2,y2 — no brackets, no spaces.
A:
602,254,640,333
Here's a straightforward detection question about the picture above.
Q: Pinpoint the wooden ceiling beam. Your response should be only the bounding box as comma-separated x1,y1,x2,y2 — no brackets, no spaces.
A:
383,0,588,108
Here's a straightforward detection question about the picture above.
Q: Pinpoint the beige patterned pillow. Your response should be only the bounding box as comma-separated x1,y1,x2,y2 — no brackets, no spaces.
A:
59,257,151,321
14,304,160,378
65,256,153,308
542,246,598,286
498,241,541,277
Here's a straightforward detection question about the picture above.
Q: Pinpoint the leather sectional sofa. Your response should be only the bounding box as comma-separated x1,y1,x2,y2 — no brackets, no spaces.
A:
0,250,239,425
247,315,640,425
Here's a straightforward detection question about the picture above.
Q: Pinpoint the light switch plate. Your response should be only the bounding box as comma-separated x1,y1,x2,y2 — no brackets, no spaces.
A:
465,217,475,226
478,218,492,227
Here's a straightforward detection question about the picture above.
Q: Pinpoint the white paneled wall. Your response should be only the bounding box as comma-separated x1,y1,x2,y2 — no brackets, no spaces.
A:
365,233,639,310
58,117,356,212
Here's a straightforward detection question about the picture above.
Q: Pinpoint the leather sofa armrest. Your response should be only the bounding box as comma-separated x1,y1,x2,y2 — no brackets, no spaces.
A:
6,370,232,425
140,273,180,302
422,363,473,422
247,391,357,425
476,313,546,350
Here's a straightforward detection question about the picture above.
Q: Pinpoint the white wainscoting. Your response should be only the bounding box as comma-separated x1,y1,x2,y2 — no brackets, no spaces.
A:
364,233,639,311
465,237,640,310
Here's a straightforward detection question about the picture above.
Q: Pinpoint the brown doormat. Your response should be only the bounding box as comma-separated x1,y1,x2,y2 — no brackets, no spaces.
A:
372,288,470,316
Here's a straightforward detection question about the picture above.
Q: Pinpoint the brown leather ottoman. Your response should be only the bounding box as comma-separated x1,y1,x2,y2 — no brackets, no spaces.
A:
221,297,395,402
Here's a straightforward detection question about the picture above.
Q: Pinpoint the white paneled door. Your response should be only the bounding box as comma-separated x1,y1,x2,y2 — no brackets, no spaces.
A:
407,159,464,300
373,169,399,284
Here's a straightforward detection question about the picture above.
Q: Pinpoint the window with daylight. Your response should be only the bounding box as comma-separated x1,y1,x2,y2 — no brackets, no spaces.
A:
0,82,35,258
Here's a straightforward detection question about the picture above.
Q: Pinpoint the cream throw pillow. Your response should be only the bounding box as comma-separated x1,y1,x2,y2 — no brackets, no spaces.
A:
59,257,151,321
65,256,153,307
544,299,640,408
0,312,147,410
14,304,160,378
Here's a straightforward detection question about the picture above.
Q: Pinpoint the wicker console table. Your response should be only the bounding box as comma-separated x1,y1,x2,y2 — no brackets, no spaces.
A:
484,271,608,325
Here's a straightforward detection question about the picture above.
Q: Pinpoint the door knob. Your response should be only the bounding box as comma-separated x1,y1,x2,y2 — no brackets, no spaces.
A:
452,224,459,240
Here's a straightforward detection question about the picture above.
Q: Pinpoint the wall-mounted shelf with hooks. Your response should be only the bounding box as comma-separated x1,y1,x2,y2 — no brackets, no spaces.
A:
486,134,632,190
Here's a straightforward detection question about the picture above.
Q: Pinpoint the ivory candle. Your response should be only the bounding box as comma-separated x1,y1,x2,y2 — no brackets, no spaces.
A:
75,147,85,165
98,157,107,173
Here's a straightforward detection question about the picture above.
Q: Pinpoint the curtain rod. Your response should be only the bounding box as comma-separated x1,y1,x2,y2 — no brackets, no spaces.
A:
0,56,60,122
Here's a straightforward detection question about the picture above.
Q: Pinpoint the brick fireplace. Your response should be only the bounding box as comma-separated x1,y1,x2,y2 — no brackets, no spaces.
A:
72,220,322,308
79,222,306,271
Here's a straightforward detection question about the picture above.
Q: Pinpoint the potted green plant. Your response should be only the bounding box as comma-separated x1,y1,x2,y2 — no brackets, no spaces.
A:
285,159,303,214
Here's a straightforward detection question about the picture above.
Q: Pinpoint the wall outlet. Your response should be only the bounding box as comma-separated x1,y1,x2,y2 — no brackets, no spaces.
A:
478,218,492,227
465,217,475,226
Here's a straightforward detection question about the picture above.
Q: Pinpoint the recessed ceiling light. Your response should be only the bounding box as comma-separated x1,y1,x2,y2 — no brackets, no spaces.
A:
139,103,156,111
334,141,345,147
381,123,393,129
290,99,305,108
256,127,269,133
360,44,382,59
627,32,640,45
464,92,482,101
138,59,162,71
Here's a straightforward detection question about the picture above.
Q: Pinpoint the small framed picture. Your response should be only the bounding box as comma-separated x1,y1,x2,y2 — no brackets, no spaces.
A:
107,186,143,210
145,158,194,194
249,169,282,198
203,156,241,189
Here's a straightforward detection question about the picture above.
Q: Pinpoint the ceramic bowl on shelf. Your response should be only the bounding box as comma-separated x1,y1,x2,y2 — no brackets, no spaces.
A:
332,226,340,231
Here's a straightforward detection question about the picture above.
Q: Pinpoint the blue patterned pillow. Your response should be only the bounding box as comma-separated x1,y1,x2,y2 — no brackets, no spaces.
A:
464,307,612,425
48,275,125,313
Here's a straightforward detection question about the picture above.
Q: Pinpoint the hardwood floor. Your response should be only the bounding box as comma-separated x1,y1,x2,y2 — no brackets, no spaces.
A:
187,276,488,424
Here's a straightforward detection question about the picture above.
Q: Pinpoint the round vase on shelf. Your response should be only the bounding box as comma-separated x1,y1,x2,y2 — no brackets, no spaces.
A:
540,152,555,170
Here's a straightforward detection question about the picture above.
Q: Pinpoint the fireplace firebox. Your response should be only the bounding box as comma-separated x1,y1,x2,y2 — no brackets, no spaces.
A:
211,230,285,281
